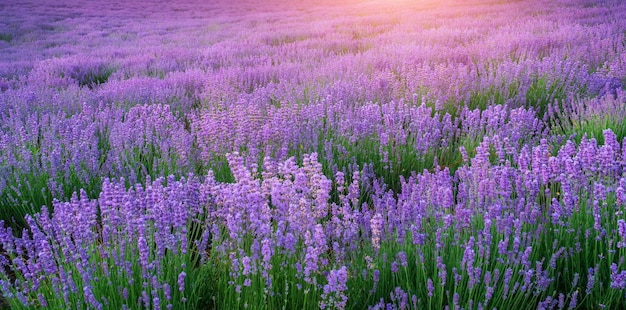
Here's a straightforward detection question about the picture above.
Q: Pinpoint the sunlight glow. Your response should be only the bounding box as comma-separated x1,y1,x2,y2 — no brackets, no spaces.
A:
360,0,443,11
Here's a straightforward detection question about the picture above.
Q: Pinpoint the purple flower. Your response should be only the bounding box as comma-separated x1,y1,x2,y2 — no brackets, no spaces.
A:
587,266,598,294
462,237,476,287
84,286,102,310
152,293,160,310
610,263,626,289
391,262,399,273
178,272,186,292
370,213,384,251
321,266,349,310
617,177,626,206
427,278,434,297
569,290,579,309
502,268,513,298
396,252,407,268
618,220,626,248
37,293,47,308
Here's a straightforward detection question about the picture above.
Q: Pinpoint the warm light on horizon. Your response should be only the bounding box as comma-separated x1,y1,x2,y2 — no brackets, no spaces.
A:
358,0,445,11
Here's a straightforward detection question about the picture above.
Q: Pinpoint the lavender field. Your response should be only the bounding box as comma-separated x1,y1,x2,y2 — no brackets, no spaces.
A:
1,0,626,308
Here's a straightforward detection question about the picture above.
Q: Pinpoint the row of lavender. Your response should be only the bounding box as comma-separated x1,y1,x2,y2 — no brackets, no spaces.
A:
0,91,552,220
1,129,625,308
2,77,625,224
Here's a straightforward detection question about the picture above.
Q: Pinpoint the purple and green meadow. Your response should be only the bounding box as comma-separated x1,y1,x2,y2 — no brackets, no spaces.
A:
1,0,626,308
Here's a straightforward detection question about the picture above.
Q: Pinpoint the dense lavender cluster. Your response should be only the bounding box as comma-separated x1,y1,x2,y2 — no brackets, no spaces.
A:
1,132,625,308
0,177,204,309
1,0,626,308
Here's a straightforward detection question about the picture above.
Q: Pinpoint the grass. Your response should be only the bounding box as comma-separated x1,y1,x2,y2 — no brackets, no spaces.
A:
0,33,12,42
525,76,568,118
558,112,626,145
73,65,115,89
549,91,626,145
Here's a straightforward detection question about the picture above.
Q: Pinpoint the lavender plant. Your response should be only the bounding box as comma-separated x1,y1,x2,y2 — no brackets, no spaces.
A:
0,176,210,309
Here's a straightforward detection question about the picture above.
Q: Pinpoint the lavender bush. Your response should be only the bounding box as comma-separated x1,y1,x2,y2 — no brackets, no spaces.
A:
1,0,626,308
2,132,625,308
